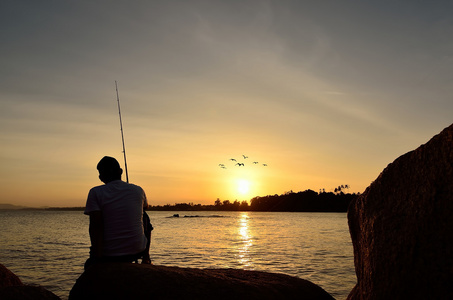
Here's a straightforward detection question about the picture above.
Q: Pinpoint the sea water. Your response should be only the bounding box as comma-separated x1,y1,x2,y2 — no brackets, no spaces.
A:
0,210,356,299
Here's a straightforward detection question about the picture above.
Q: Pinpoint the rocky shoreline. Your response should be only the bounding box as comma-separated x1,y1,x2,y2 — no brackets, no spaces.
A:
0,262,334,300
0,263,60,299
1,123,452,300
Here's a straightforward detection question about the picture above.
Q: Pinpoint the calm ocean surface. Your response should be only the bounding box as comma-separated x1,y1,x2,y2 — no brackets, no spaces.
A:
0,210,356,299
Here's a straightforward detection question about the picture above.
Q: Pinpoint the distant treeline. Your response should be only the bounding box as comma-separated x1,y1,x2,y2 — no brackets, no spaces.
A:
3,190,358,212
149,190,358,212
249,190,357,212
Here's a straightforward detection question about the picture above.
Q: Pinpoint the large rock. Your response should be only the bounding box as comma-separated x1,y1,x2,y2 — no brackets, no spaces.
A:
0,286,61,300
69,262,334,300
347,124,453,299
0,263,22,288
0,263,61,300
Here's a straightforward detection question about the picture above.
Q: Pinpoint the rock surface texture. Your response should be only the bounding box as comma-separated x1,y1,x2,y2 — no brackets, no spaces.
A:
69,262,334,300
0,263,61,300
347,123,453,300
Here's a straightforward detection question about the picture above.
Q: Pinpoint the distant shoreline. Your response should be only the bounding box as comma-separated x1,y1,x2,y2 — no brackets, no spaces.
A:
1,190,358,213
0,207,350,212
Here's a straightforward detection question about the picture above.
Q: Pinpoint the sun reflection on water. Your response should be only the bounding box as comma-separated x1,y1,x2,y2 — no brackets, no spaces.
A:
237,212,254,268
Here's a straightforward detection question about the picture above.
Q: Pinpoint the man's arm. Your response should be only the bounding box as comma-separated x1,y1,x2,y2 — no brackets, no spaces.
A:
88,210,104,258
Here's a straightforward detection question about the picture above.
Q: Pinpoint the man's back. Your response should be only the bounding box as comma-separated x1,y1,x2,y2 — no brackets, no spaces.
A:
85,180,148,257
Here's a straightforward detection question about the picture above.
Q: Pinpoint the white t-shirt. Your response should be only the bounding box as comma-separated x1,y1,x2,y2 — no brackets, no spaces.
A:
84,180,148,256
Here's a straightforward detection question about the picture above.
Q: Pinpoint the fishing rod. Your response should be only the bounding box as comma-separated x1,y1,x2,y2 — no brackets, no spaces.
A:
115,81,153,264
115,80,129,183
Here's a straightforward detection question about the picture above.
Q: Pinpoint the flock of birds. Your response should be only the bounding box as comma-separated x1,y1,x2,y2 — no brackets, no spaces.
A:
218,155,268,169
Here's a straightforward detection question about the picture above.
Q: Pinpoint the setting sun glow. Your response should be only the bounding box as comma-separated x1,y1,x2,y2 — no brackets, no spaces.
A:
237,179,251,195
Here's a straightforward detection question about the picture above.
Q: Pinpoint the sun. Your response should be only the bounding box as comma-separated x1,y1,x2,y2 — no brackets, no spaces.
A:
237,179,251,195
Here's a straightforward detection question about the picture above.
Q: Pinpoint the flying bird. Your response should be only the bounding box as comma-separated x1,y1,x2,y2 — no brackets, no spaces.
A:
219,156,268,169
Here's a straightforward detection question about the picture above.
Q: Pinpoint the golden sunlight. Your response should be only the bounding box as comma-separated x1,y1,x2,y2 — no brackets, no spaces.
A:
237,212,253,267
221,166,263,200
237,179,251,195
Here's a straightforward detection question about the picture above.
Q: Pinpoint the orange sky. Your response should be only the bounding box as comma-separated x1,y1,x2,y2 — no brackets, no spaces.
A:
1,1,452,207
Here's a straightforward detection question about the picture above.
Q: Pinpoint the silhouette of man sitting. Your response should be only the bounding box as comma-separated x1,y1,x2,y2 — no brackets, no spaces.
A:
84,156,152,269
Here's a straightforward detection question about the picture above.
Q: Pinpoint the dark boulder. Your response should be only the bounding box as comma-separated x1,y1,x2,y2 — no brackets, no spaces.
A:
0,263,61,300
0,263,22,288
0,286,61,300
347,123,453,299
69,262,334,300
